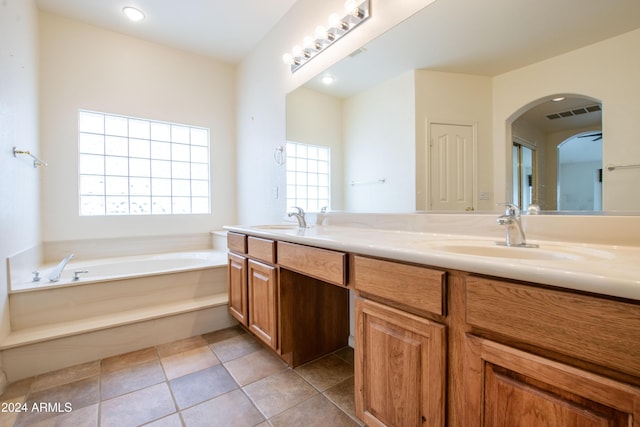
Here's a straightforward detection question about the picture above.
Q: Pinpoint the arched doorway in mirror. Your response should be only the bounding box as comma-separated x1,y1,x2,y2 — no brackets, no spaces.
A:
557,131,603,211
510,94,602,211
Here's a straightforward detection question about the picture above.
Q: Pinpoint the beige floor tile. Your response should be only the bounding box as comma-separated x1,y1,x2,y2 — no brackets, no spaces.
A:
294,354,354,391
243,370,318,419
143,413,184,427
202,325,246,344
161,346,220,380
269,394,360,427
334,346,355,365
156,335,208,358
101,347,158,374
324,377,361,424
209,334,262,362
100,382,176,427
30,360,100,393
169,364,238,410
25,402,98,427
181,389,265,427
224,348,287,386
101,359,166,400
15,376,99,426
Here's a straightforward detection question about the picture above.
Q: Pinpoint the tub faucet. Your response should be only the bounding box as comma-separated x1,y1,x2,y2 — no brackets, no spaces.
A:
48,254,74,282
288,206,307,228
496,204,538,248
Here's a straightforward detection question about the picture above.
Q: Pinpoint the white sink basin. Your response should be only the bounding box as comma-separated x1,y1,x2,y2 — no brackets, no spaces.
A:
422,240,613,261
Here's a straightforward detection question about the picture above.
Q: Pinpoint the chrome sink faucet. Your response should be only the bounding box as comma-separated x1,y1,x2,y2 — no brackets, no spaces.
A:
48,253,74,282
496,204,538,248
288,206,307,228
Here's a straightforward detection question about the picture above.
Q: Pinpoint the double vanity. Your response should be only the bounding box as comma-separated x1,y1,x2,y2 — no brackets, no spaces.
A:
225,213,640,426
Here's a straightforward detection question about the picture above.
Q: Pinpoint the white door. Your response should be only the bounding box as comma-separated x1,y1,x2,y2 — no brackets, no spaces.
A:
429,123,475,211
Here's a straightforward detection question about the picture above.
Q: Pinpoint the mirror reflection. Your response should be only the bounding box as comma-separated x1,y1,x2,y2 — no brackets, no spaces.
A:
286,0,640,214
511,96,603,212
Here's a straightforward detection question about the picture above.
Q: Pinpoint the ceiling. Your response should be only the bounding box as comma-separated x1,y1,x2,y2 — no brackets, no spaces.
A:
306,0,640,98
35,0,299,63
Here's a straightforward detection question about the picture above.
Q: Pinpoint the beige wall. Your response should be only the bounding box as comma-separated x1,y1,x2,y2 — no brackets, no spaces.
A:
0,0,40,389
343,71,416,212
415,70,493,211
39,12,237,241
494,28,640,210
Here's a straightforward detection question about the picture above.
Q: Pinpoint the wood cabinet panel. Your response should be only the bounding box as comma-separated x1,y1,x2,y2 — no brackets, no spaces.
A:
464,335,640,427
248,259,278,349
227,253,247,326
248,236,276,264
353,255,445,316
227,232,247,254
355,298,445,427
277,241,346,286
465,276,640,377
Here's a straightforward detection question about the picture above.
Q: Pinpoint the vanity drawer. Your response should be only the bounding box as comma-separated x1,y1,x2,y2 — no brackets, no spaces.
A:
248,236,276,264
227,232,247,254
277,242,346,286
465,276,640,377
353,255,445,316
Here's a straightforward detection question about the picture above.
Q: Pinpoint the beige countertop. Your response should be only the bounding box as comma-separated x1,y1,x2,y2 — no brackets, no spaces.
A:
225,223,640,302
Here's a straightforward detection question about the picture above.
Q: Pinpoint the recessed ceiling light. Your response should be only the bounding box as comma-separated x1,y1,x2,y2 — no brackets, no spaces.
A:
322,75,335,85
123,7,145,22
551,97,566,102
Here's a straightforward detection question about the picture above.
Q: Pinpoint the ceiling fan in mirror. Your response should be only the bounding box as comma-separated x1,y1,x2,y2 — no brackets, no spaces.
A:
578,131,602,141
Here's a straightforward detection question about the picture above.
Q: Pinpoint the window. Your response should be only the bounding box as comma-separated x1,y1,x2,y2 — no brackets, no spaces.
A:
286,141,330,212
78,110,210,216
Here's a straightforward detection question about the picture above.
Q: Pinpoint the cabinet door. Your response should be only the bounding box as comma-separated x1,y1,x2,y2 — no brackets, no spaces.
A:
355,298,445,427
248,259,278,349
227,253,248,326
463,335,640,427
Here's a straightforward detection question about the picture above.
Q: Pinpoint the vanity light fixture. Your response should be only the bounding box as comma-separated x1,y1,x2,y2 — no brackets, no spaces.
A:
282,0,371,73
123,6,145,22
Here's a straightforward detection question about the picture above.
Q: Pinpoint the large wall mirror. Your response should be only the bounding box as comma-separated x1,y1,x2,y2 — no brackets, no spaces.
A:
286,0,640,214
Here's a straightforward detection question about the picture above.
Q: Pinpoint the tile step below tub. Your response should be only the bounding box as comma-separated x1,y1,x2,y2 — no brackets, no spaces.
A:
1,293,236,382
0,293,229,350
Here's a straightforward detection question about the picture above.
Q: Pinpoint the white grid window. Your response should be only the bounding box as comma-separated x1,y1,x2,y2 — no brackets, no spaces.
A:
286,141,330,212
78,110,210,216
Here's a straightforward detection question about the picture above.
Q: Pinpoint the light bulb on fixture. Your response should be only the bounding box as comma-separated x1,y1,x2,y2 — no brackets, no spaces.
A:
303,36,319,51
282,53,294,65
315,26,328,41
123,6,145,22
328,12,343,29
344,0,361,17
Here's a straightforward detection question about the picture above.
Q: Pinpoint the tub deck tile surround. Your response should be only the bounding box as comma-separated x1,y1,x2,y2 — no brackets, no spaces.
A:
0,326,361,427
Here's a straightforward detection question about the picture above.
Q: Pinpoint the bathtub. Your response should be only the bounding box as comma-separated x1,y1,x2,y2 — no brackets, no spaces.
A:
10,250,228,292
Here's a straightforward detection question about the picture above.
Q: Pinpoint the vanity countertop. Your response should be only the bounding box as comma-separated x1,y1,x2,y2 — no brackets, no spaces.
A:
224,224,640,302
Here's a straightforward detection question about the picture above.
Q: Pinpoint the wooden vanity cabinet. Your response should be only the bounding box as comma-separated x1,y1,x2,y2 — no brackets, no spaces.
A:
227,232,248,326
353,255,447,427
227,252,248,326
460,276,640,427
355,298,445,427
247,259,278,349
227,233,349,365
